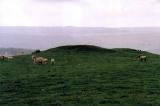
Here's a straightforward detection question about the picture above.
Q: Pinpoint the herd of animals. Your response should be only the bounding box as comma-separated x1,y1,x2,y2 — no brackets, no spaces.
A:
0,56,13,61
31,55,55,64
0,53,147,64
0,55,55,64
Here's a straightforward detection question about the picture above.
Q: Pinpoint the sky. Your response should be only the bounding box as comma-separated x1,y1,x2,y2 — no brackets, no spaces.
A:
0,0,160,27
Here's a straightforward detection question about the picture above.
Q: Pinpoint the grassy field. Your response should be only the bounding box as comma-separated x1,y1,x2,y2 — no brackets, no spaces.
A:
0,45,160,106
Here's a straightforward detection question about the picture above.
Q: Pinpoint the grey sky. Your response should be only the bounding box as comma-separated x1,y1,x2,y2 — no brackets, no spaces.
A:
0,0,160,27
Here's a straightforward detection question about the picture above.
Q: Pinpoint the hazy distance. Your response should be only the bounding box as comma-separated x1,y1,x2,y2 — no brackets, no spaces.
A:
1,0,160,54
0,27,160,54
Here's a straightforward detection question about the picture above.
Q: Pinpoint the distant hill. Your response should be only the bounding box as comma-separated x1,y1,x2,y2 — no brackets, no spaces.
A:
46,45,116,53
1,26,160,54
0,48,34,56
45,45,150,55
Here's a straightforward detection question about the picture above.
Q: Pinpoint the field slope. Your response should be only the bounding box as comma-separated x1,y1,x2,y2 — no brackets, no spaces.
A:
0,45,160,106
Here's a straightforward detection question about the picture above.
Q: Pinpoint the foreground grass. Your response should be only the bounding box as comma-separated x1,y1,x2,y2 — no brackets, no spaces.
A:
0,46,160,106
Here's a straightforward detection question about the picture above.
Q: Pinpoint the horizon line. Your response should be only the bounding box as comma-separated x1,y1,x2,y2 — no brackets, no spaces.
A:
1,26,160,28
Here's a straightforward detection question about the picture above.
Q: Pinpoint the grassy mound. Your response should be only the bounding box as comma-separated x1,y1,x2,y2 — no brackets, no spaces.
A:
0,45,160,106
55,45,113,51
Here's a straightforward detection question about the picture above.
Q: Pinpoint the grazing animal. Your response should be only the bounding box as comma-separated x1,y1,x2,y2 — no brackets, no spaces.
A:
138,55,147,62
0,56,5,61
50,58,55,64
32,56,48,64
32,55,36,61
33,57,43,64
6,56,13,60
43,58,48,64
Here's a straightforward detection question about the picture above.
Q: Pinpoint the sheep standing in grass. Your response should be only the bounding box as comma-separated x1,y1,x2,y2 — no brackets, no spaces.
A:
0,56,5,61
6,56,13,60
32,56,48,64
33,56,43,64
32,55,36,61
50,58,55,64
138,55,147,62
32,55,37,63
43,58,48,64
32,55,55,65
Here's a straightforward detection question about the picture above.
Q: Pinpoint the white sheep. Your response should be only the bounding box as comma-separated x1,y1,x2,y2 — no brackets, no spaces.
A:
50,58,55,64
138,55,147,62
32,55,36,61
0,56,5,61
4,56,13,61
43,58,48,64
32,56,48,64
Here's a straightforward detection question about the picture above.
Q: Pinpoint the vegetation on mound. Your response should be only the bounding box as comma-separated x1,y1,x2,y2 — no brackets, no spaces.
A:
47,45,116,53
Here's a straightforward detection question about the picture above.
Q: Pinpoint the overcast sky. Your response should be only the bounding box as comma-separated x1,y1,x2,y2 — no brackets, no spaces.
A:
0,0,160,27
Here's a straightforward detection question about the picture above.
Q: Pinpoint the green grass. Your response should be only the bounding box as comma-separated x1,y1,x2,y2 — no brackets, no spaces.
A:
0,45,160,106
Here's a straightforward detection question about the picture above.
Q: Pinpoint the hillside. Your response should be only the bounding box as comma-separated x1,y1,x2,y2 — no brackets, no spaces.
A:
0,45,160,106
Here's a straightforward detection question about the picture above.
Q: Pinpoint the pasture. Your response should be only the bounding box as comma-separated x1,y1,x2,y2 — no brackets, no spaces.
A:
0,45,160,106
